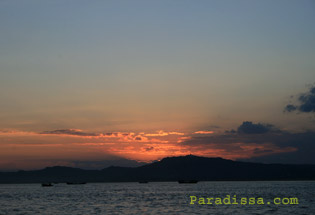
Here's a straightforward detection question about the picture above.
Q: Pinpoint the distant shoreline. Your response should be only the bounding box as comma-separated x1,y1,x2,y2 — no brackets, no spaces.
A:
1,155,315,183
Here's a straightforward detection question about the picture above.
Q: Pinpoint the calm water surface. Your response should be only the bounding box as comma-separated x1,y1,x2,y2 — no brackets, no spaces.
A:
0,181,314,215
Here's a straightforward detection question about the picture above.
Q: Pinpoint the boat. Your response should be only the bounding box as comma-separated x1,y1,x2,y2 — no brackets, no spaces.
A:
178,180,198,184
66,182,87,185
41,183,53,187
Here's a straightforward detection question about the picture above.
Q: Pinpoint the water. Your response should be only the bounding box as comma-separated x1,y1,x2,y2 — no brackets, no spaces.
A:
0,181,314,215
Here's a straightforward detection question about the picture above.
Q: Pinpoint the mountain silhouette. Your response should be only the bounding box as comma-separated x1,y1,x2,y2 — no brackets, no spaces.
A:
1,155,315,183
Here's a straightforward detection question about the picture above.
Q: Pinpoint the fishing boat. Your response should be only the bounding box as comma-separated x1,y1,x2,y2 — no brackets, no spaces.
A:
178,180,198,184
41,183,53,187
66,182,86,185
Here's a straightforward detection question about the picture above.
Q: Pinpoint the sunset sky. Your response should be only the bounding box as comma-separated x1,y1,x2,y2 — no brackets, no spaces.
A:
1,0,315,170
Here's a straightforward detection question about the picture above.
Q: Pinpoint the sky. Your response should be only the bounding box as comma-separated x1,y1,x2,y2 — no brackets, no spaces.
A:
0,0,315,170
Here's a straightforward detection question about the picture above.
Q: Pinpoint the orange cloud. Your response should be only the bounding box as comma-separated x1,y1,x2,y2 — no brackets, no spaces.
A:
168,132,185,135
145,130,184,137
145,130,170,137
177,136,192,143
194,131,214,134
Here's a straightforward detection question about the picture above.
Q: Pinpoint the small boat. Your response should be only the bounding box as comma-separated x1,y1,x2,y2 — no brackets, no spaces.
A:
138,181,149,184
66,182,86,185
41,183,53,187
178,180,198,184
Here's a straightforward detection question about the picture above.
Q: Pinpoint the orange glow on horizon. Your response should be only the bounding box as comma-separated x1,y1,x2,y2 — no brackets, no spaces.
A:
0,128,298,170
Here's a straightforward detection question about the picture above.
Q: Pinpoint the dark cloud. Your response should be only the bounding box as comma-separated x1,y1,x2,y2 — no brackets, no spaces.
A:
237,121,275,134
145,147,154,151
183,121,315,164
225,121,277,134
225,129,237,134
284,104,297,112
254,131,315,164
239,131,315,164
41,129,97,136
285,85,315,113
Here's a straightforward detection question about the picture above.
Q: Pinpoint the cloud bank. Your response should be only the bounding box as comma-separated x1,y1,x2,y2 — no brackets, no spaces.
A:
182,121,315,164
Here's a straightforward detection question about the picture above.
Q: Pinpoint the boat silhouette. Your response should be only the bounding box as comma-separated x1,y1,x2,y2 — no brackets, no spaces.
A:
66,182,86,185
178,180,198,184
41,183,53,187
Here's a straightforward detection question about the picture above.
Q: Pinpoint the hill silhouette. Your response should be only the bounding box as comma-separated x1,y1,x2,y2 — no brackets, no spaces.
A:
1,155,315,183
